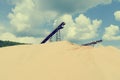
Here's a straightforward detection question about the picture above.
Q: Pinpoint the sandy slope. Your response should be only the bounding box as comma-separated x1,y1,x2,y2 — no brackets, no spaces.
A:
0,41,120,80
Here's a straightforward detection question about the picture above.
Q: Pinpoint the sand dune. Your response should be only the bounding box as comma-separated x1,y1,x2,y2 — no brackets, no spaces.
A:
0,41,120,80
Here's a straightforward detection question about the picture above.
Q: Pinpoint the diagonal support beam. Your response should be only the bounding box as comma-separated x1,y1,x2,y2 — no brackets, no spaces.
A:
41,22,65,44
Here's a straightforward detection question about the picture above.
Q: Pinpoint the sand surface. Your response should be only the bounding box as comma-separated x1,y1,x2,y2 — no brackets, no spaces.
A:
0,41,120,80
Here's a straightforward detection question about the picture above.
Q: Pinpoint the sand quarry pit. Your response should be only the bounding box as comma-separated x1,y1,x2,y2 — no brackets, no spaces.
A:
0,41,120,80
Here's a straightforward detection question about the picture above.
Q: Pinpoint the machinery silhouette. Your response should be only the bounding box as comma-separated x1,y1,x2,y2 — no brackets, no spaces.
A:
41,22,65,44
82,40,103,46
41,22,103,46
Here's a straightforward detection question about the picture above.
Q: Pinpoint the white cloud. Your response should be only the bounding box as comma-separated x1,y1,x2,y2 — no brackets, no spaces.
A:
7,0,111,37
8,0,58,32
8,0,112,32
103,25,120,40
114,11,120,21
6,0,112,43
8,0,34,31
0,32,42,44
54,14,102,40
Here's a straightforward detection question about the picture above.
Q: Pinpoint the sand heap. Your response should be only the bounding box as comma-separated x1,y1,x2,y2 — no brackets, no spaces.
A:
0,41,120,80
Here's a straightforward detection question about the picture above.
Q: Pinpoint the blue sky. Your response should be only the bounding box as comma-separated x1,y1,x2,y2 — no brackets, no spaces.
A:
84,0,120,47
0,0,120,48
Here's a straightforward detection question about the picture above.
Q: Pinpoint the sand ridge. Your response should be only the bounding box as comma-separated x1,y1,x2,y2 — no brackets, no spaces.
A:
0,41,120,80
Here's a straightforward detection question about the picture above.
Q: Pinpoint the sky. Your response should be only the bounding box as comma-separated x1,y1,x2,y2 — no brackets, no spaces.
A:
0,0,120,48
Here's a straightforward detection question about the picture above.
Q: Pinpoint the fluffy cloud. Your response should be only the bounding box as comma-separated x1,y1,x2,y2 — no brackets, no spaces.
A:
0,23,43,44
0,32,42,44
114,11,120,21
8,0,112,32
54,14,102,40
103,25,120,40
8,0,111,33
8,0,58,32
6,0,111,43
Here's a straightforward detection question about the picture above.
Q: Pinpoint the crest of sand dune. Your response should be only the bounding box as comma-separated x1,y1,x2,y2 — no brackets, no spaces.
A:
0,41,120,80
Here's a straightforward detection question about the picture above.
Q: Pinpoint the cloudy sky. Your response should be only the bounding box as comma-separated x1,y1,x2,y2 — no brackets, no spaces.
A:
0,0,120,47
